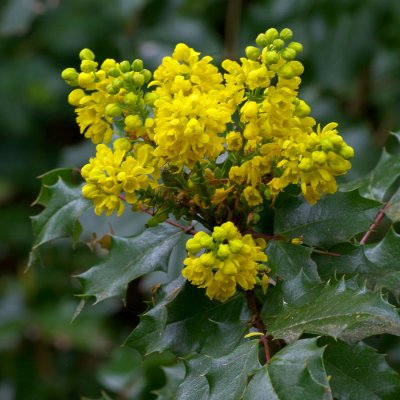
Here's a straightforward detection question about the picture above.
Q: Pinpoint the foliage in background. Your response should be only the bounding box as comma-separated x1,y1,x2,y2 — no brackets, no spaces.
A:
3,0,400,399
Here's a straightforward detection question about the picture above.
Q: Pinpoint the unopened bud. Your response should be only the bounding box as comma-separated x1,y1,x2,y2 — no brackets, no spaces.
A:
272,38,285,50
105,103,122,118
339,145,354,159
280,28,293,41
133,72,145,86
125,114,143,129
281,48,296,61
79,48,95,61
288,41,303,54
131,59,144,72
245,46,261,60
61,68,79,86
256,33,268,47
119,60,131,73
263,50,280,65
265,28,279,44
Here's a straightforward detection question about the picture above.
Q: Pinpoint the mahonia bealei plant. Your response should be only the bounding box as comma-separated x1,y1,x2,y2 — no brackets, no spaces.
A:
62,27,354,302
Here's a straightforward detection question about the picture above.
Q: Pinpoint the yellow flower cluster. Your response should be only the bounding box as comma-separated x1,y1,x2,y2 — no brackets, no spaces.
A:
182,222,269,302
150,43,233,168
61,49,153,144
63,27,355,301
81,139,155,216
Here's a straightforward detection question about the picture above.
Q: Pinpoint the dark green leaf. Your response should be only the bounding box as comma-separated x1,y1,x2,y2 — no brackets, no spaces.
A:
78,224,185,303
125,278,251,357
364,228,400,297
274,190,381,248
315,229,400,297
323,339,400,400
244,338,332,400
263,279,400,343
29,177,91,268
359,149,400,202
385,187,400,222
154,362,185,400
177,341,260,400
267,241,320,281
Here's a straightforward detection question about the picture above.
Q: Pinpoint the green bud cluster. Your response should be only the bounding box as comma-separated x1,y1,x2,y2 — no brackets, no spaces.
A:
250,27,305,79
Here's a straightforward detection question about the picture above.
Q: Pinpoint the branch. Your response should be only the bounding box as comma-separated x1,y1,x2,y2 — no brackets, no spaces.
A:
246,291,270,364
360,201,391,245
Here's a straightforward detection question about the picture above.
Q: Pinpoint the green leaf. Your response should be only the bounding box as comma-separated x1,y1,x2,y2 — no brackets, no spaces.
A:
315,229,400,296
359,149,400,202
267,241,320,281
263,279,400,343
384,187,400,222
125,279,251,357
323,339,400,400
78,223,185,303
154,362,185,400
244,338,332,400
176,341,260,400
274,190,381,248
29,176,91,268
364,228,400,297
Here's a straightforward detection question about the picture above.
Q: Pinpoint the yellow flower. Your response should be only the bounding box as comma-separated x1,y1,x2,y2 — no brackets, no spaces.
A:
81,141,155,216
243,186,263,206
182,222,268,302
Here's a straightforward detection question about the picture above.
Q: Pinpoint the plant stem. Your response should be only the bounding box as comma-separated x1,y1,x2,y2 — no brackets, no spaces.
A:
246,291,271,363
360,200,391,245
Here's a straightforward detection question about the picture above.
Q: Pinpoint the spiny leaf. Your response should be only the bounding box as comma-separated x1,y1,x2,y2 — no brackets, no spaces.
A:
29,176,91,268
358,148,400,202
244,338,332,400
176,341,260,400
77,223,185,303
263,279,400,343
323,339,400,400
154,362,186,400
125,278,251,357
315,228,400,297
274,190,381,248
266,241,320,281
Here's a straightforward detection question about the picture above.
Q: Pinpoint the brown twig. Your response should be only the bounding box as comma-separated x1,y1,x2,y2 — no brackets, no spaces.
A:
246,291,270,363
360,201,391,245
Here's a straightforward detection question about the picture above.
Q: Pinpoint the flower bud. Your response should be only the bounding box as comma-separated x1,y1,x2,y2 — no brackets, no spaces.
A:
272,38,285,50
294,100,311,117
229,239,244,254
256,33,268,47
142,69,152,83
288,41,303,54
112,78,124,91
80,60,98,73
119,60,131,73
186,238,202,253
68,88,85,106
281,48,296,61
101,58,116,72
105,103,122,118
265,28,279,43
125,92,138,107
241,101,258,119
61,68,79,86
327,152,351,174
278,64,294,79
133,72,145,86
200,235,214,249
78,72,95,88
106,84,119,95
131,59,144,72
107,67,120,77
263,50,280,65
339,145,354,159
217,244,231,260
245,46,261,60
287,60,304,76
144,92,158,105
280,28,293,41
125,114,143,129
79,48,95,61
212,226,227,242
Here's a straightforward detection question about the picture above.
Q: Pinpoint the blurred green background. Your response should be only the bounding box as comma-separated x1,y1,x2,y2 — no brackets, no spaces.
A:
1,0,400,398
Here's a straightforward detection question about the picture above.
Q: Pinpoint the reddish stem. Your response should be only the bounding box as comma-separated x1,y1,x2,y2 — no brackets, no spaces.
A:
246,291,271,363
360,201,391,245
